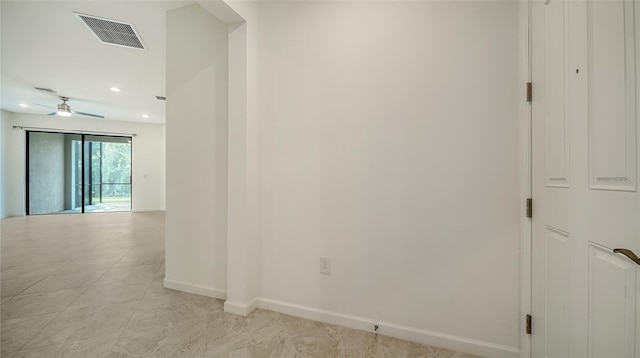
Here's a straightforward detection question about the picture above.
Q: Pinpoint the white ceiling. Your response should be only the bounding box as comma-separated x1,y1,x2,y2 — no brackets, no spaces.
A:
1,1,193,124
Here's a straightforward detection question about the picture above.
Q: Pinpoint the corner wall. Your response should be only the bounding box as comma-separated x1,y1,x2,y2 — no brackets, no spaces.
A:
0,110,14,218
165,3,229,298
166,1,523,356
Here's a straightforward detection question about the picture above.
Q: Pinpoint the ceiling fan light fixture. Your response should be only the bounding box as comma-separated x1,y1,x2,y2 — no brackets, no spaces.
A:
57,99,72,116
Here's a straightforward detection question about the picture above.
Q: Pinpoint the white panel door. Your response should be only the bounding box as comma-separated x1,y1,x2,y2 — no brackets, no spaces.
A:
531,0,640,357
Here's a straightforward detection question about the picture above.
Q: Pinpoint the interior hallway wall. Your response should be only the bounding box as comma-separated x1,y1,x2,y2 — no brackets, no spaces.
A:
0,109,15,218
258,1,521,355
165,3,229,298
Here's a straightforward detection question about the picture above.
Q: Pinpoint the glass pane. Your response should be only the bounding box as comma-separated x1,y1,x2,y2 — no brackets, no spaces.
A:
84,136,131,213
28,132,131,215
28,132,82,214
71,139,83,211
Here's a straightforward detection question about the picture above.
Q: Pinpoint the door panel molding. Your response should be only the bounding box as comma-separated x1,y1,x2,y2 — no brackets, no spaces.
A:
588,243,636,357
545,0,571,188
545,226,570,357
588,0,637,192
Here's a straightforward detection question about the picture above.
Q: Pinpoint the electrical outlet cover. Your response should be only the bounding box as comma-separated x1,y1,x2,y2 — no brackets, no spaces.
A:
319,257,331,274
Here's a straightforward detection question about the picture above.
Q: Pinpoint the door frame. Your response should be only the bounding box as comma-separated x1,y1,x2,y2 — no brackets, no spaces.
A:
525,1,640,357
25,130,133,215
521,0,533,357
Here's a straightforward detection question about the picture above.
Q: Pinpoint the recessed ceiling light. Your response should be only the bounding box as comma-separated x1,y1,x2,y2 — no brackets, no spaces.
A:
110,87,121,92
142,114,149,118
19,103,29,107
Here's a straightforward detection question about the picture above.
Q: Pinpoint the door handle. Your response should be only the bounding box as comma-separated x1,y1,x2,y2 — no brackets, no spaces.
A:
613,248,640,265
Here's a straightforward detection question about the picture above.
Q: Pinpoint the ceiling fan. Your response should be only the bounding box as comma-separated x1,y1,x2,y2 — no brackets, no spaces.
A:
33,87,105,119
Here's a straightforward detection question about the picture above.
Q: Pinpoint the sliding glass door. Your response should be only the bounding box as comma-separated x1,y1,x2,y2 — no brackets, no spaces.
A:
27,132,132,215
84,136,132,212
27,132,82,214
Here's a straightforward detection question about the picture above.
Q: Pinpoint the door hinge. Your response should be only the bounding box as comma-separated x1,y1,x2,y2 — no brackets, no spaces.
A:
526,314,532,335
526,198,533,218
526,82,532,103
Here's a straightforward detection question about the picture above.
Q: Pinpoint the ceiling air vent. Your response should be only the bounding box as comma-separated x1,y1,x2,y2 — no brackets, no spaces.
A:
155,96,166,101
75,12,145,50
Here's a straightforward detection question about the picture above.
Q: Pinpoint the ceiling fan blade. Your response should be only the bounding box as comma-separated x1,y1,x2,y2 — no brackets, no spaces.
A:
73,111,104,119
34,103,56,109
34,87,58,95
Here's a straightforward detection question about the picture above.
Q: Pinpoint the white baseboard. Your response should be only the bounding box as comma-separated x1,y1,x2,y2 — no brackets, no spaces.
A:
163,279,226,300
224,298,259,316
158,287,518,357
258,298,519,358
132,208,165,213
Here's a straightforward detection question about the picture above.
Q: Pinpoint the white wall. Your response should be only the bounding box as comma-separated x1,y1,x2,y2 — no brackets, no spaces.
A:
1,113,165,217
165,3,228,298
1,111,26,218
160,124,166,211
0,110,13,218
202,0,265,316
257,1,521,356
517,0,532,356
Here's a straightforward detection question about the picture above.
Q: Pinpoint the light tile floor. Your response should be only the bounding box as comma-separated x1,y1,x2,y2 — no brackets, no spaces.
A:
1,212,480,357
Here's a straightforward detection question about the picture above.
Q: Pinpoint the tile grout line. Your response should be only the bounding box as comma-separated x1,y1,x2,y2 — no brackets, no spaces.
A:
13,267,110,354
104,308,136,357
3,254,111,354
15,263,157,356
202,291,209,358
9,274,53,297
12,307,67,353
11,242,130,355
97,260,160,352
105,260,164,356
64,268,113,308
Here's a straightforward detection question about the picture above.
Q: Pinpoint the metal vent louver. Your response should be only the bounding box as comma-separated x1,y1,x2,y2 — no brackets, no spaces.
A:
75,13,145,50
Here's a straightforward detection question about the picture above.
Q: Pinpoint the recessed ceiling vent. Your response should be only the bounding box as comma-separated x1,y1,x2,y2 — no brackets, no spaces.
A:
155,96,166,101
75,12,145,50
